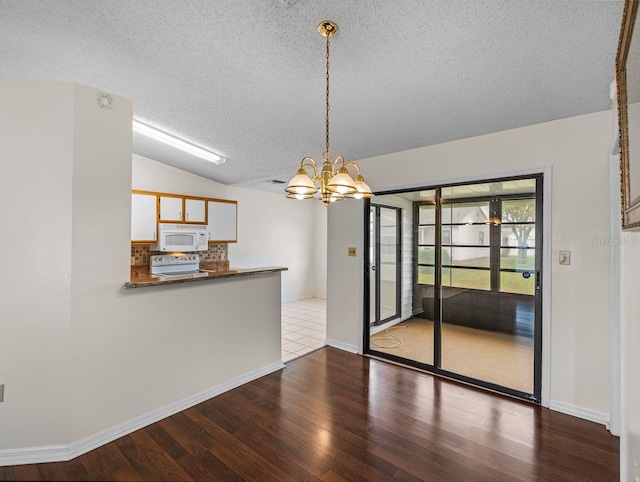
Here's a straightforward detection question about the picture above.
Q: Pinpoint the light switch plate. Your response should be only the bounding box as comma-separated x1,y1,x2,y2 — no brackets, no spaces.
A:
348,247,356,257
559,251,571,265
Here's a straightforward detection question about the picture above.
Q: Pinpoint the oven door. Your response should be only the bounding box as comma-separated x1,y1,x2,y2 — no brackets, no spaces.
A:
159,231,198,252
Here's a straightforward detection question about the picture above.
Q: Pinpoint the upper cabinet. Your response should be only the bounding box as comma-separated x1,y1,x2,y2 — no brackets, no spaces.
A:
207,200,237,242
159,195,183,222
185,198,206,223
159,195,206,224
132,190,237,244
131,192,158,243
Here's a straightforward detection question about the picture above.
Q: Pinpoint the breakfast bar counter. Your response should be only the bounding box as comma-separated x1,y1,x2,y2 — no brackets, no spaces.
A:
124,266,288,289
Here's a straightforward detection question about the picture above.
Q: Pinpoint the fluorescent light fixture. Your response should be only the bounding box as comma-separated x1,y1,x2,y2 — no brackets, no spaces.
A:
132,120,225,165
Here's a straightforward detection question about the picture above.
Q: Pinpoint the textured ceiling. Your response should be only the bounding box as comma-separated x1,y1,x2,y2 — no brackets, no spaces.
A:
0,0,624,192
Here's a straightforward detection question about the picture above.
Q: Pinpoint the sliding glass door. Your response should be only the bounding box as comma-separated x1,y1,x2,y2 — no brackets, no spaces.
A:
439,192,539,396
365,176,543,402
369,205,401,327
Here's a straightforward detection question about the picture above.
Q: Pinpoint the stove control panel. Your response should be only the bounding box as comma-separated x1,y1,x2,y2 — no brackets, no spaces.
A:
151,254,200,266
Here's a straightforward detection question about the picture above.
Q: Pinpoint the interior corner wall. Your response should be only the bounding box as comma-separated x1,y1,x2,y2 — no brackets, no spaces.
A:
327,109,613,417
313,201,328,299
132,154,316,303
0,79,75,449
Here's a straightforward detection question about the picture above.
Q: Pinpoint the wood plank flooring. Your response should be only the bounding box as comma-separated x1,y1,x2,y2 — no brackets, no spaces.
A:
0,347,618,481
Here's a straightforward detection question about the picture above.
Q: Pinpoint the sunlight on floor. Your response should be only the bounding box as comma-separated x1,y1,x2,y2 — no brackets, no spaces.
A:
370,318,534,393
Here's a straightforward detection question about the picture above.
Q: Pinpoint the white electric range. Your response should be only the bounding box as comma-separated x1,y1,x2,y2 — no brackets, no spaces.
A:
150,253,205,277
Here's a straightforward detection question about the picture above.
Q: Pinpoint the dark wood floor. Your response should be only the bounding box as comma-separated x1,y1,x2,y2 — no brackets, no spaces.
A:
0,347,618,481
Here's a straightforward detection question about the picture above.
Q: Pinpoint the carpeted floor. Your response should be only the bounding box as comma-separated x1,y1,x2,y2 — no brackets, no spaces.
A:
370,317,534,393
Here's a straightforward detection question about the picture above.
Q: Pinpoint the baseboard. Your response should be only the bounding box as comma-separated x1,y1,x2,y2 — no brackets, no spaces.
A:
549,400,610,427
69,360,285,459
325,338,359,354
0,361,285,467
0,444,69,467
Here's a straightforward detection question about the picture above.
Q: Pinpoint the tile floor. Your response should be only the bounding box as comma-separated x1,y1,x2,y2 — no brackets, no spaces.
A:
281,297,326,362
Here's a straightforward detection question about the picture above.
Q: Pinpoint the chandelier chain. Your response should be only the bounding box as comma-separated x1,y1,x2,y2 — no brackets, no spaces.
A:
325,33,330,159
285,21,373,204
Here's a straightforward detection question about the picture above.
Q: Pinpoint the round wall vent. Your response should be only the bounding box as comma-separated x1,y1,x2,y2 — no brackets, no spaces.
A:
96,93,114,110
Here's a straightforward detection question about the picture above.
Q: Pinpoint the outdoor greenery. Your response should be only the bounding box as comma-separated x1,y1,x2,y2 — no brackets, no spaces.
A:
415,198,536,294
418,252,535,294
417,247,450,265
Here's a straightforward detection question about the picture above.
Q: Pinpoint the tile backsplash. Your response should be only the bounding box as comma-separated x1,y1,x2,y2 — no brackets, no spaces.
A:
131,243,228,266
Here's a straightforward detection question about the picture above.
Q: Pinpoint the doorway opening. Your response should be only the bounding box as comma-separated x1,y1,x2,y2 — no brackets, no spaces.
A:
364,175,543,402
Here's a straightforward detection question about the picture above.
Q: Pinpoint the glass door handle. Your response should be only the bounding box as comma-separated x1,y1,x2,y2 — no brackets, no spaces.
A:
536,270,541,292
372,266,376,271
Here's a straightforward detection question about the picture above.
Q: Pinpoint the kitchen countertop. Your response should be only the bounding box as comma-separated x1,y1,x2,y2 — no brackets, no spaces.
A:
124,266,288,290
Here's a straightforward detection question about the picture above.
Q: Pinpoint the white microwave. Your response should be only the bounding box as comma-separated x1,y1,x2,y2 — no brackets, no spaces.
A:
151,224,208,252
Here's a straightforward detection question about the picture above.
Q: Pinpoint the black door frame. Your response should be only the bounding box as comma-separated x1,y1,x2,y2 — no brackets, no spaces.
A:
363,173,543,403
369,204,402,327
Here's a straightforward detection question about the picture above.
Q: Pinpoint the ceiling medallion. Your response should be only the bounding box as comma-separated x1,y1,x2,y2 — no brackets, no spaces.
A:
285,21,373,205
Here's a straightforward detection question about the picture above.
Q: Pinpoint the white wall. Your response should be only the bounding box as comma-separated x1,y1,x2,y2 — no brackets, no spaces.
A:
0,79,74,449
621,230,640,480
0,79,284,462
327,110,613,418
313,201,328,299
616,98,640,480
326,201,363,352
132,154,316,303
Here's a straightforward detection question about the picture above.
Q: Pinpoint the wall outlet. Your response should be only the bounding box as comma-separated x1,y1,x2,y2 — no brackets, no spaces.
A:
0,384,4,402
348,247,356,257
559,251,571,265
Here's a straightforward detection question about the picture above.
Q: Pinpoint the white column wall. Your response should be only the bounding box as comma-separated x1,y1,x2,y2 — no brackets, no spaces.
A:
313,201,328,299
326,201,364,352
0,79,75,449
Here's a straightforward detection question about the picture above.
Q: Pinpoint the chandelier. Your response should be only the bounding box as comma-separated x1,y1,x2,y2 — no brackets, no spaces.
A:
285,21,373,206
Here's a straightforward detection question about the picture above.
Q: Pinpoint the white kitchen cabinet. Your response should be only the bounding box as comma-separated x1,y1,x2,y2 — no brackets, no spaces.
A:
131,192,158,242
185,198,206,223
159,195,183,222
207,200,237,242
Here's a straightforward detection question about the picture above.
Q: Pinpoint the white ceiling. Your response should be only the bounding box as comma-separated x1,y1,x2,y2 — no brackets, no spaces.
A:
0,0,624,193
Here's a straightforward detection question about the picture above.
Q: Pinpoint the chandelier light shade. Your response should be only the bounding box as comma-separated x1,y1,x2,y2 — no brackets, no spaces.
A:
285,167,318,195
285,21,373,206
326,166,358,195
286,192,315,200
347,174,374,199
